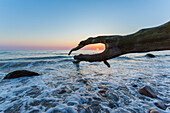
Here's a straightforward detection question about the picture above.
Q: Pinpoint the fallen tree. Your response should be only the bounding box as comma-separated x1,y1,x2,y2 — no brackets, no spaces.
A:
69,21,170,67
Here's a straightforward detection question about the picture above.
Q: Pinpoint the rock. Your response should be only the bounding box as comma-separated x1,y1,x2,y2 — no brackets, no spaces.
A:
76,78,88,84
52,89,67,96
57,89,67,94
93,96,102,101
4,70,39,79
99,89,107,97
131,84,138,87
162,75,167,77
154,102,167,110
149,109,160,113
67,101,78,106
99,89,106,94
139,86,157,98
146,53,156,58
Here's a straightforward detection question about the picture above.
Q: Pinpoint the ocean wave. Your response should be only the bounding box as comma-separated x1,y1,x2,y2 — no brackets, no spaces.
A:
115,56,134,60
0,61,57,69
57,59,74,63
0,56,72,61
0,52,12,54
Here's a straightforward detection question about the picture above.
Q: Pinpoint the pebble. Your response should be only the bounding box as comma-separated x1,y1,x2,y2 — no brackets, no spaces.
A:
76,78,88,84
67,101,78,106
131,84,138,87
52,89,67,96
149,109,160,113
162,75,167,77
139,85,157,98
99,89,107,97
154,102,167,110
58,89,67,94
99,89,106,94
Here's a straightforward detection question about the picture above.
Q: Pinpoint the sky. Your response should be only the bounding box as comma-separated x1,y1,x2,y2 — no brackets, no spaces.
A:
0,0,170,50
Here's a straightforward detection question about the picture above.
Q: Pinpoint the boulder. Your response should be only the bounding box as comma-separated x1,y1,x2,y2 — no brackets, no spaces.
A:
139,85,157,98
4,70,39,79
146,53,156,58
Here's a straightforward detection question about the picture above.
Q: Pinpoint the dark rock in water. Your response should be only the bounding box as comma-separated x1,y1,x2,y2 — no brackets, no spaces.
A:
99,89,107,97
52,89,67,96
146,53,156,58
149,109,160,113
76,78,88,84
4,70,39,79
154,102,167,110
131,84,138,87
67,101,78,106
57,89,67,94
99,89,106,94
139,85,157,98
93,96,102,101
162,75,167,77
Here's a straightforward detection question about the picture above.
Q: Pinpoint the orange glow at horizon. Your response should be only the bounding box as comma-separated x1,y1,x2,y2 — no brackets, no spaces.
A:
81,43,105,50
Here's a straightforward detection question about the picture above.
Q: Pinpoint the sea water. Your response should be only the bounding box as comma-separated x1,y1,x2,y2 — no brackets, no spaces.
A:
0,50,170,113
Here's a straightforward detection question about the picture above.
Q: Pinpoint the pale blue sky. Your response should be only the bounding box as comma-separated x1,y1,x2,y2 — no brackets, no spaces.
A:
0,0,170,50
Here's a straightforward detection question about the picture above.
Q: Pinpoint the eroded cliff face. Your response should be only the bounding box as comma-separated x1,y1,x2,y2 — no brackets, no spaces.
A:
69,21,170,66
